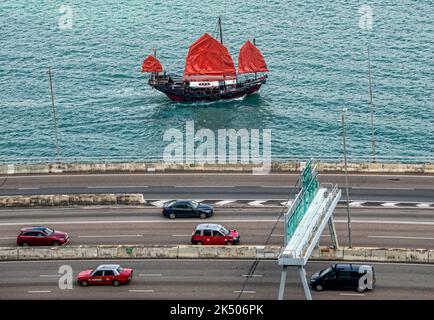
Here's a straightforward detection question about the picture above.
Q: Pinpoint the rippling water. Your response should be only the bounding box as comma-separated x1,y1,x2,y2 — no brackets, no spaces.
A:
0,1,433,163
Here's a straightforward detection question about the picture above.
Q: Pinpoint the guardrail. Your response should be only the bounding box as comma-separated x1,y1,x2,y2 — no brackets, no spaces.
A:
0,156,433,165
0,245,433,263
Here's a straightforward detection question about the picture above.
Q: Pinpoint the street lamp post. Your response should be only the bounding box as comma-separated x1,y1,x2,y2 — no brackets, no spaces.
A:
341,108,352,248
48,67,61,160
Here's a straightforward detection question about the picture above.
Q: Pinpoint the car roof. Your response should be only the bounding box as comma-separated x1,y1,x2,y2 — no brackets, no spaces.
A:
96,264,121,270
20,226,49,232
334,264,372,271
195,224,223,230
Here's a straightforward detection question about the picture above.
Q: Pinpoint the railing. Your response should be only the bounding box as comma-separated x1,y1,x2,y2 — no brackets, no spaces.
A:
0,155,432,165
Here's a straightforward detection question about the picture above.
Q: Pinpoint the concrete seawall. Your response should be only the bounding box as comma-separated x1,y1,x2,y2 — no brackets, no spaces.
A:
1,245,433,263
0,161,433,175
0,194,145,207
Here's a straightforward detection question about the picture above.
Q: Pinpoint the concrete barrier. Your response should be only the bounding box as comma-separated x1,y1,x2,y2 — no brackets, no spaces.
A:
0,245,433,263
0,194,145,207
0,161,432,175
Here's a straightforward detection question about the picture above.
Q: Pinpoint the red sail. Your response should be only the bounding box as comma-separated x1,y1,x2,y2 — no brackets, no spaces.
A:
141,55,163,73
237,40,268,74
183,33,236,81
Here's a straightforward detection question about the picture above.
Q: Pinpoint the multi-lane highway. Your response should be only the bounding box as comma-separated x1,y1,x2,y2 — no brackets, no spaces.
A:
1,173,433,203
1,172,433,300
1,206,434,248
1,259,434,300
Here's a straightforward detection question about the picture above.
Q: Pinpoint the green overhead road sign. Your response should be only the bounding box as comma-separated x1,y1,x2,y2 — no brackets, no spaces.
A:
286,160,319,239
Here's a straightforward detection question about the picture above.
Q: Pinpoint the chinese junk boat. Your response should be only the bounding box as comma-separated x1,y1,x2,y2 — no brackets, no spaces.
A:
141,18,268,102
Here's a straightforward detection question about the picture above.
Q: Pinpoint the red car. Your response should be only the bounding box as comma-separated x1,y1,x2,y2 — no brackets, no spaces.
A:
191,223,240,245
17,226,70,246
77,264,133,287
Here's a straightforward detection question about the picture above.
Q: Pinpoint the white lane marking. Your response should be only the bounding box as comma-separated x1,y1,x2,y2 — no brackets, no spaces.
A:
87,186,148,189
28,290,51,293
214,200,235,206
174,186,235,188
150,200,169,208
280,201,292,206
234,290,256,294
339,293,365,297
248,200,266,207
172,234,190,237
260,186,288,188
417,203,432,208
349,201,365,207
270,234,284,237
139,274,163,277
0,237,16,240
40,275,60,278
128,289,154,293
381,202,399,207
335,219,434,226
18,188,40,190
77,234,143,238
2,259,434,267
242,275,263,278
368,235,434,240
2,218,434,227
352,187,415,190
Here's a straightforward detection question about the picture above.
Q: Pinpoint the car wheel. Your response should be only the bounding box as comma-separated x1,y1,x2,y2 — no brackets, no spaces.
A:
196,241,203,246
113,280,120,287
225,241,233,245
21,241,30,247
169,213,176,219
315,284,324,291
80,280,88,287
199,212,207,219
52,241,61,246
356,286,366,293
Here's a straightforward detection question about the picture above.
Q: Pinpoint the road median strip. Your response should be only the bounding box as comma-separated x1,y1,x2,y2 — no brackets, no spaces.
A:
1,194,433,208
1,161,433,174
0,245,433,264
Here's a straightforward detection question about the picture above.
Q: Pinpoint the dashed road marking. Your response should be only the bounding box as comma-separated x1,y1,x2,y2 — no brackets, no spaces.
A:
234,290,256,294
77,234,143,238
128,289,154,293
339,293,365,297
214,200,235,206
28,290,51,294
368,235,434,240
248,200,266,207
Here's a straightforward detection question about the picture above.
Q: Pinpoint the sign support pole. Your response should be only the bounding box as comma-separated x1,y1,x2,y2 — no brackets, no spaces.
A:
328,216,339,249
277,265,287,300
298,266,312,300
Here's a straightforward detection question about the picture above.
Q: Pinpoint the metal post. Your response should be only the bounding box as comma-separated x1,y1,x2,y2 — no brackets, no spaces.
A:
341,108,352,248
278,265,287,300
298,266,312,300
48,67,60,160
328,216,339,249
283,212,288,247
368,45,376,162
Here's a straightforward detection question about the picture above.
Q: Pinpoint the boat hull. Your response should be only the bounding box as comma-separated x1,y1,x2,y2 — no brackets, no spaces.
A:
149,77,266,102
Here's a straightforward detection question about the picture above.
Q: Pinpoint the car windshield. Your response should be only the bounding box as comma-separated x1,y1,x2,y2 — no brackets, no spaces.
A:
117,267,123,273
319,266,333,277
166,200,176,207
43,228,54,235
190,200,199,208
219,227,230,236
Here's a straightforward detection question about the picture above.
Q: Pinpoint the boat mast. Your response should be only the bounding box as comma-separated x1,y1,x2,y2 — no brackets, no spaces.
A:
218,17,223,45
253,38,257,80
